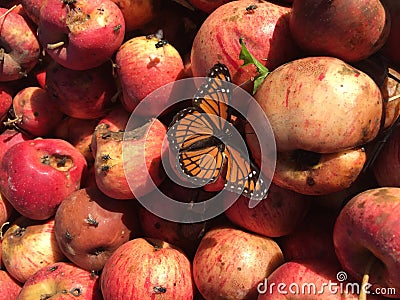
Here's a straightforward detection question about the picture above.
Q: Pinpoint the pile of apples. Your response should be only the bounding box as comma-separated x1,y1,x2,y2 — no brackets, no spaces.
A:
0,0,400,299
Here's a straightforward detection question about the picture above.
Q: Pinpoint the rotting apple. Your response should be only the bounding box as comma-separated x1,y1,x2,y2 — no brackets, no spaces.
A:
93,118,167,200
37,0,125,70
9,86,64,137
0,139,87,220
0,269,22,300
0,7,40,81
101,238,194,299
193,226,285,300
17,262,102,300
54,186,141,271
224,183,311,238
1,217,66,283
45,61,117,119
115,35,185,115
333,187,400,298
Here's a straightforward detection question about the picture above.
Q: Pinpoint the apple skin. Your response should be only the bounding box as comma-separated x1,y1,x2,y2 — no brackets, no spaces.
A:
373,119,400,187
37,0,125,70
333,187,400,297
381,0,400,66
258,259,360,299
17,262,102,300
11,86,64,137
93,119,166,200
54,186,141,271
0,84,13,123
189,0,231,13
0,139,87,220
0,129,31,163
0,7,40,81
21,0,43,25
115,36,184,115
193,226,285,300
0,270,22,300
1,217,66,283
224,183,311,237
101,238,194,299
45,61,117,119
0,193,14,228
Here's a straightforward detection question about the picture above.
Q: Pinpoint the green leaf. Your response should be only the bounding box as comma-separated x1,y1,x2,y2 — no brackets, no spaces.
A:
239,37,270,94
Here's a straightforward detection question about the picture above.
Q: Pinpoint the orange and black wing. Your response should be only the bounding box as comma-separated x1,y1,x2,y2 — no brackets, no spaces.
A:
224,145,268,200
168,108,226,184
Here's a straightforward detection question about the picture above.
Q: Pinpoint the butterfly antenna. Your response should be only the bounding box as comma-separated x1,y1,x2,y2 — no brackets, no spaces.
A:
363,114,400,172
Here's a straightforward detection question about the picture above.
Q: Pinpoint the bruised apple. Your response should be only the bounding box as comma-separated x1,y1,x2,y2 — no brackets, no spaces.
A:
37,0,125,70
0,139,87,220
1,217,65,283
191,0,300,85
101,238,194,299
54,187,140,271
193,226,284,299
116,36,184,115
0,7,40,81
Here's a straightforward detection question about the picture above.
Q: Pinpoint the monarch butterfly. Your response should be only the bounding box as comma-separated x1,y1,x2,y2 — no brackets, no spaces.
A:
168,63,268,200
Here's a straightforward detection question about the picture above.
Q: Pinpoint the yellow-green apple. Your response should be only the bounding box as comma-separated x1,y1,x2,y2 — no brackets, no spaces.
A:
0,270,22,299
289,0,390,62
191,0,300,86
193,226,284,299
37,0,125,70
10,86,64,137
0,7,40,81
333,187,400,298
224,183,311,237
93,118,166,200
45,61,117,119
0,139,87,220
101,238,194,299
54,186,141,271
1,217,65,283
16,262,102,299
115,36,184,115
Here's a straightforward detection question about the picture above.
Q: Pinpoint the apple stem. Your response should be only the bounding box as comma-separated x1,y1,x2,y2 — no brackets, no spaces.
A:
388,94,400,102
3,115,22,127
47,41,65,50
358,255,376,300
0,5,17,20
0,221,10,239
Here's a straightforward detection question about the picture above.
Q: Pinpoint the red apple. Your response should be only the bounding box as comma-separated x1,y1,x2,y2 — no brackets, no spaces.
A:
17,262,102,299
101,238,194,299
224,183,311,237
258,259,361,299
54,186,141,271
21,0,43,25
189,0,231,13
37,0,125,70
1,217,65,283
0,128,30,163
0,7,40,81
0,270,22,300
45,61,117,119
93,118,167,200
0,193,14,227
333,187,400,298
193,226,284,299
0,139,87,220
10,86,64,137
381,0,400,66
373,125,400,187
0,84,13,122
97,104,130,132
115,35,184,115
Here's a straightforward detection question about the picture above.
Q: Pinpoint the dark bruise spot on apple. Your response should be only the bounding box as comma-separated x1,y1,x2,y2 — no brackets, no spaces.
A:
291,150,321,170
154,222,161,229
306,176,315,186
70,287,82,297
237,266,242,271
49,265,58,272
153,286,167,294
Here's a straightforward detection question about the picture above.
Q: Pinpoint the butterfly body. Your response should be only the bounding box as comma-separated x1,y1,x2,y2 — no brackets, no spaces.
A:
168,63,268,200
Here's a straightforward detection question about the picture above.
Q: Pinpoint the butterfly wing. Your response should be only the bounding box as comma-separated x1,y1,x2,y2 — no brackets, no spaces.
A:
193,63,232,129
224,145,268,200
168,108,226,184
